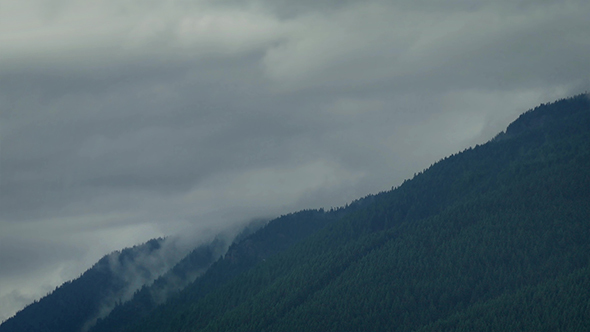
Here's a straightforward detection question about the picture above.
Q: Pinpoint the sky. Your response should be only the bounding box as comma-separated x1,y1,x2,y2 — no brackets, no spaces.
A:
1,0,589,322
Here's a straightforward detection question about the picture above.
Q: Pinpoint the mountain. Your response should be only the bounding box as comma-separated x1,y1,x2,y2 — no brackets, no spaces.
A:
111,94,590,332
3,94,590,332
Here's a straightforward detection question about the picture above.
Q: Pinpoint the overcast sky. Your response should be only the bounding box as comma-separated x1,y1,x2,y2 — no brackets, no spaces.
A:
1,0,589,322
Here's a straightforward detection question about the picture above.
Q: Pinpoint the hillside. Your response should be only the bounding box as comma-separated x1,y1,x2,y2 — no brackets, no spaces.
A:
115,94,590,332
3,94,589,332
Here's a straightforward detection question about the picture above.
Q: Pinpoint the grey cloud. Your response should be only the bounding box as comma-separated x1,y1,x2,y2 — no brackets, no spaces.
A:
0,238,82,279
259,1,590,95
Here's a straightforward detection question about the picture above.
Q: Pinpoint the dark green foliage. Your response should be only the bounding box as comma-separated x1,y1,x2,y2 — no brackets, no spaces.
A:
416,265,590,332
117,94,590,332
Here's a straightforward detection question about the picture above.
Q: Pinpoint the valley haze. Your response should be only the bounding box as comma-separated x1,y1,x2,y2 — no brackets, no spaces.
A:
1,0,589,322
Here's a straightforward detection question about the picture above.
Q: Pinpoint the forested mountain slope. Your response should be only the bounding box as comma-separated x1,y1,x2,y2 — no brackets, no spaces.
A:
3,94,589,332
112,94,590,332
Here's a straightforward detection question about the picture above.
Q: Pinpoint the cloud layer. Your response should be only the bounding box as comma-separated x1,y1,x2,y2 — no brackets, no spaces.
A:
1,0,589,322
